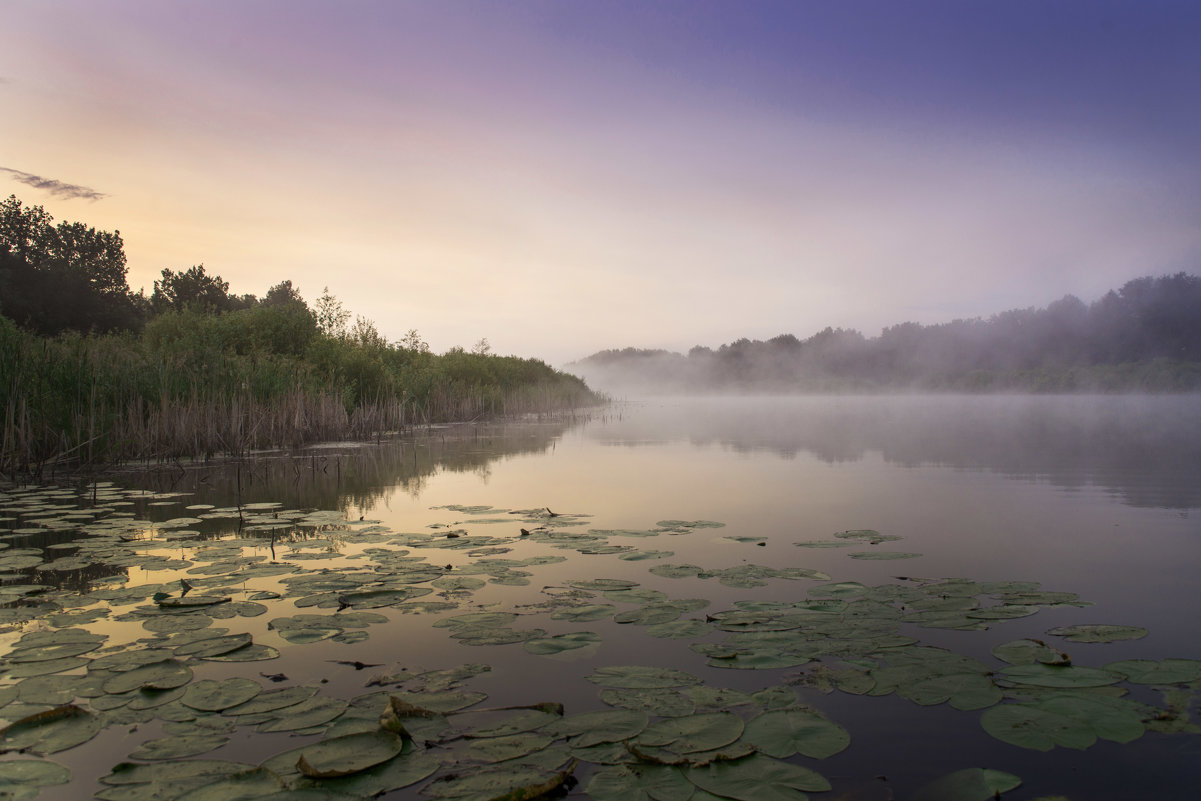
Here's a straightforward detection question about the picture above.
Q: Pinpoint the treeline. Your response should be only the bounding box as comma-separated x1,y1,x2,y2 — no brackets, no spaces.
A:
571,273,1201,393
0,196,600,474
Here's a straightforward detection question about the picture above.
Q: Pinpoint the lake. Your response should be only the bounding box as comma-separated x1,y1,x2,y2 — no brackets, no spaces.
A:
1,395,1198,801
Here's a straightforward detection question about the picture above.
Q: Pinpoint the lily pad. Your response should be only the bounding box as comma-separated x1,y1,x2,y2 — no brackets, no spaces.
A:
552,710,649,747
128,733,230,760
1046,624,1148,643
742,708,851,759
586,764,694,801
999,664,1124,689
589,666,702,690
688,755,830,800
181,678,262,711
0,759,71,799
1105,658,1201,685
913,768,1022,801
636,712,744,754
524,631,602,656
0,705,102,754
296,730,406,777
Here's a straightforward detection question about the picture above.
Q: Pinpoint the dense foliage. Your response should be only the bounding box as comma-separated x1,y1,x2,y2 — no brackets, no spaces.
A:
0,196,599,472
573,273,1201,393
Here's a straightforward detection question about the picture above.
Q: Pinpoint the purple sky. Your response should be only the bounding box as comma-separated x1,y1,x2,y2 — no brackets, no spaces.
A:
3,1,1199,363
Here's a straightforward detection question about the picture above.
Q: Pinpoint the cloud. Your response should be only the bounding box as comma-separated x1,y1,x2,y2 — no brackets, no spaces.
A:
0,167,107,201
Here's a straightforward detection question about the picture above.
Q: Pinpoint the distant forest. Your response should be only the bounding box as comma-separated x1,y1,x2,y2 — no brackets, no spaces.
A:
571,273,1201,392
0,195,597,472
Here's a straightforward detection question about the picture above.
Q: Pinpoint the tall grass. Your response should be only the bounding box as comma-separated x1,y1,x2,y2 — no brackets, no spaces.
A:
0,314,601,476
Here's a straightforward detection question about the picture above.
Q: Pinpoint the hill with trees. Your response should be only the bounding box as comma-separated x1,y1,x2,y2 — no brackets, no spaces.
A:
569,273,1201,393
0,196,600,474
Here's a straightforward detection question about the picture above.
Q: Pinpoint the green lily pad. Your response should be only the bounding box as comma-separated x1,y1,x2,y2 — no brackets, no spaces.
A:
1046,624,1148,643
552,710,649,747
688,755,830,800
225,686,319,716
600,689,696,718
295,730,406,777
524,631,602,656
172,768,284,801
999,664,1124,688
462,732,556,764
387,690,486,714
980,704,1095,751
848,552,921,560
0,705,102,754
181,678,262,711
742,708,851,759
128,733,230,760
0,759,71,799
256,697,349,732
636,712,744,754
174,633,252,658
589,666,703,689
550,604,617,622
991,639,1069,666
1105,658,1201,685
586,764,694,801
901,673,1003,711
913,768,1022,801
424,763,574,801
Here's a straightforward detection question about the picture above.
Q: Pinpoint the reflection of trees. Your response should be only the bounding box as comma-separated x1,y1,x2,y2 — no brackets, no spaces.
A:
588,397,1201,510
107,419,577,517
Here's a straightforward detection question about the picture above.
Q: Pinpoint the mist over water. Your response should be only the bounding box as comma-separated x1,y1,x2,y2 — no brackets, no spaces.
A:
583,394,1201,510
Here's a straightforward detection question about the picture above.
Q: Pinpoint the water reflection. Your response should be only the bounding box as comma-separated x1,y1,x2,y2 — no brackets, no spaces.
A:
584,396,1201,510
108,418,580,514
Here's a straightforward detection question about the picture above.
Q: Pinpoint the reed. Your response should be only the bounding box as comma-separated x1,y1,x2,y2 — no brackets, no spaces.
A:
0,315,602,475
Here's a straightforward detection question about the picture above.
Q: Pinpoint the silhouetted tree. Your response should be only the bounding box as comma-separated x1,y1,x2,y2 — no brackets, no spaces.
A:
0,195,141,333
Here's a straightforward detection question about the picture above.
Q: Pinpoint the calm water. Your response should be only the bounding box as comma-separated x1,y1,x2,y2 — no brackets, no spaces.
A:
3,395,1199,800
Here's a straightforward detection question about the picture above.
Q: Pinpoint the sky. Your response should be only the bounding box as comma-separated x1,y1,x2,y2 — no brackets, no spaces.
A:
3,1,1200,365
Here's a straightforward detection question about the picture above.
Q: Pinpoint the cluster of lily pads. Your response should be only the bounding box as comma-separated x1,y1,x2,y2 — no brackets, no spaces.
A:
0,482,1198,801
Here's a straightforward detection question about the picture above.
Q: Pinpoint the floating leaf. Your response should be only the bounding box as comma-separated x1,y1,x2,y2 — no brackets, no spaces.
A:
636,712,744,754
552,710,649,748
462,732,556,764
901,673,1003,711
848,552,921,560
524,631,602,656
588,666,702,690
424,763,575,801
181,678,262,711
999,664,1124,689
388,690,486,714
1105,658,1201,685
550,604,617,622
1046,624,1148,643
0,759,71,798
0,704,102,754
586,764,694,801
913,768,1022,801
128,733,229,760
991,639,1069,666
688,755,830,800
296,730,406,777
601,689,696,718
742,708,850,759
980,704,1095,751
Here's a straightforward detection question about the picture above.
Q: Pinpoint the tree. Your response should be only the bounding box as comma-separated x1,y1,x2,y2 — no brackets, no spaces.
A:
151,265,235,313
471,337,492,356
262,279,307,308
0,195,140,333
400,329,429,353
314,287,350,338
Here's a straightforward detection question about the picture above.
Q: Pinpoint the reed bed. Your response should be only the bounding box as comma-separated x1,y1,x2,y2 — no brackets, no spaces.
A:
0,316,601,476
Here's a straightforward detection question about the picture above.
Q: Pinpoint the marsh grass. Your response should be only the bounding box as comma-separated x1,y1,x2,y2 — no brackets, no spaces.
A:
0,316,600,475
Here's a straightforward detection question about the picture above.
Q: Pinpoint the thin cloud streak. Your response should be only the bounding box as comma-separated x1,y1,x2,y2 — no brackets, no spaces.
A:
0,167,108,201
